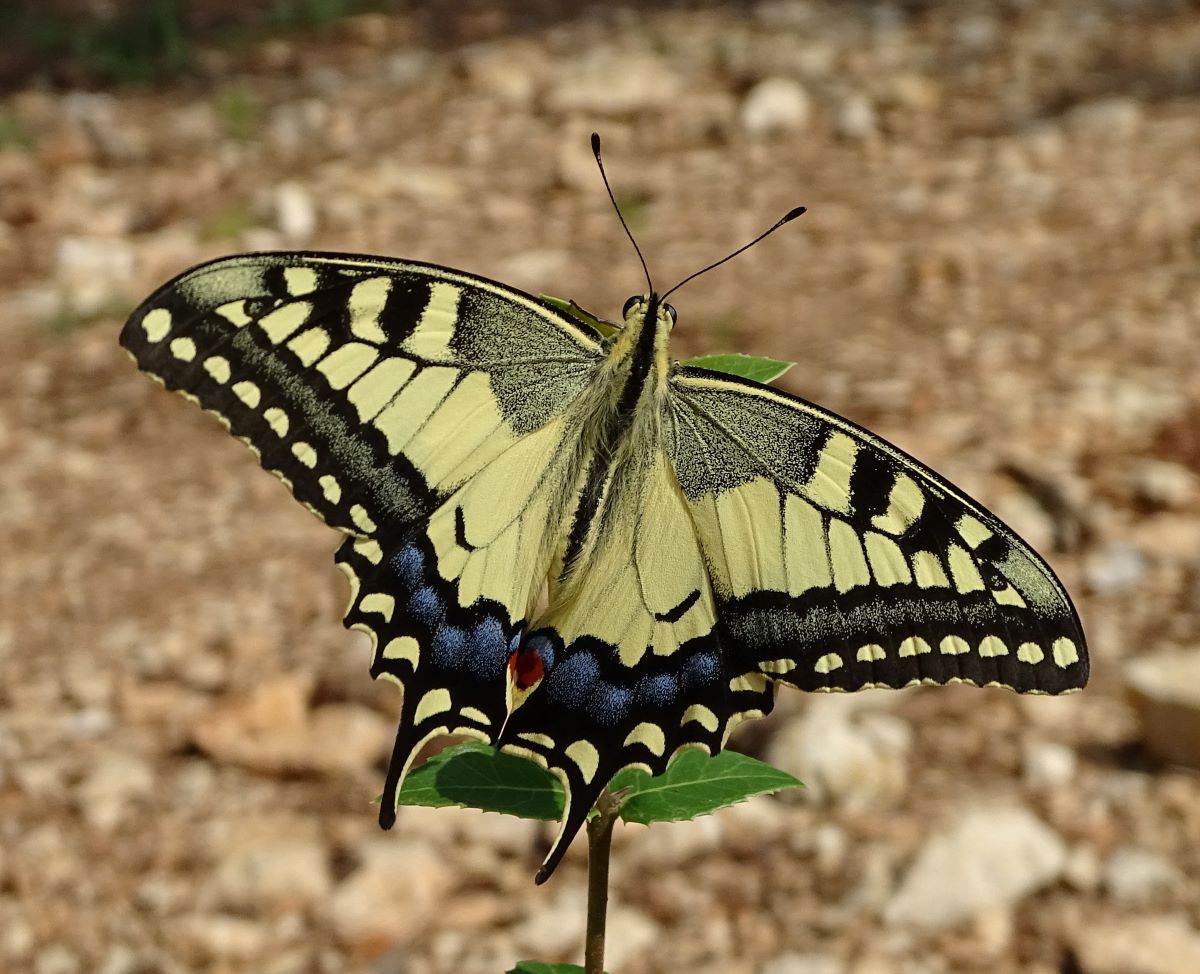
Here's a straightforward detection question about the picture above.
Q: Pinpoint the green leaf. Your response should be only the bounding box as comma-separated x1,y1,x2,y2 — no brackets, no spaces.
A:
540,293,621,338
396,744,800,829
508,963,599,974
681,352,794,384
609,748,801,825
395,742,563,820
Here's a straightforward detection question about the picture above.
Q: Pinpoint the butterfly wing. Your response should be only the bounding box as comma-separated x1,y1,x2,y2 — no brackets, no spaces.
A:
667,367,1089,695
120,252,602,539
341,406,590,825
121,252,603,821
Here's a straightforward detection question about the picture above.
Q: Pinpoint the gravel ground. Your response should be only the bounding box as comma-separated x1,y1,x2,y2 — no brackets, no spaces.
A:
2,2,1200,973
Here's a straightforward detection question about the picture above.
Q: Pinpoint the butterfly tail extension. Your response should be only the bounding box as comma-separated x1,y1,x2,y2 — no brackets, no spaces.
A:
497,624,739,883
533,761,609,885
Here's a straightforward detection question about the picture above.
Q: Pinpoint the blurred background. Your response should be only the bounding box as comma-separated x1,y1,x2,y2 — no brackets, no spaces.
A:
2,1,1200,973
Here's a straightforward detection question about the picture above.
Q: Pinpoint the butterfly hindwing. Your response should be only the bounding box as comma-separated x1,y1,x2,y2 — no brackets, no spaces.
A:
342,412,587,825
338,529,520,827
497,448,778,881
667,367,1088,696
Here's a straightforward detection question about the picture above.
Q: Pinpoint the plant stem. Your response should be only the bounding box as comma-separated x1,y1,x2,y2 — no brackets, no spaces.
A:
584,787,620,974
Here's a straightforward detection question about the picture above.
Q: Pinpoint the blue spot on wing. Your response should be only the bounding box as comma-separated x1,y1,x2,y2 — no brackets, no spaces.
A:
635,674,676,707
407,585,444,627
391,543,425,587
587,684,632,726
524,632,557,670
544,651,599,708
682,651,719,691
431,625,465,668
471,617,509,667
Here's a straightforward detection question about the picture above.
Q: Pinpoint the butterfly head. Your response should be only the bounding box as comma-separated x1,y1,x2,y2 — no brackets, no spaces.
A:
621,294,678,331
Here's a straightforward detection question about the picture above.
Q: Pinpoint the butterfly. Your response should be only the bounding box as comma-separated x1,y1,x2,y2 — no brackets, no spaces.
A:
120,139,1088,884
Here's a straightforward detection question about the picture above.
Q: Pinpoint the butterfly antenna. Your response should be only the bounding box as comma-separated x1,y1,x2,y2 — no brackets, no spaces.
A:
592,132,654,296
661,205,807,302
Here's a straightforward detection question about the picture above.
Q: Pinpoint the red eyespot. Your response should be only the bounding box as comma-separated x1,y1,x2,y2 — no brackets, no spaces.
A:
507,647,545,690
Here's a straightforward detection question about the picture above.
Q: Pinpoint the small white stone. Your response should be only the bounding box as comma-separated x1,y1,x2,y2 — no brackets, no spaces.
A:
1103,847,1182,904
884,806,1067,930
740,77,812,137
833,92,878,140
1063,843,1102,892
1084,542,1146,596
625,813,723,868
812,822,848,875
274,181,317,243
462,41,545,107
762,953,845,974
716,794,791,852
1022,740,1077,788
767,702,911,808
1130,459,1197,509
2,906,34,959
1125,649,1200,769
843,843,898,913
96,946,144,974
493,249,569,294
397,803,539,857
953,12,999,50
1065,96,1144,141
605,904,658,970
1070,913,1200,974
211,814,332,912
383,49,434,88
77,751,155,830
754,2,817,29
53,237,136,316
180,914,270,961
305,704,391,773
35,945,80,974
973,907,1014,956
547,49,681,115
510,886,587,958
327,838,453,950
61,707,115,739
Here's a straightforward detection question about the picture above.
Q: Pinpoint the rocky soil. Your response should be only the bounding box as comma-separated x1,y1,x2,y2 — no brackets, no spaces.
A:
2,2,1200,973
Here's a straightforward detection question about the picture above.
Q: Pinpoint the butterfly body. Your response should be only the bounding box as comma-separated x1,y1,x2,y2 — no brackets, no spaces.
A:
121,251,1087,883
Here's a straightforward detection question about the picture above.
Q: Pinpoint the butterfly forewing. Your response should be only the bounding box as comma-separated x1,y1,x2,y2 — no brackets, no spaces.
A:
120,253,602,540
667,367,1088,696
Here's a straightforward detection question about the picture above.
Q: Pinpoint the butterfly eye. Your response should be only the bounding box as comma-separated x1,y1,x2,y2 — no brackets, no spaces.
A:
665,303,678,328
622,295,641,318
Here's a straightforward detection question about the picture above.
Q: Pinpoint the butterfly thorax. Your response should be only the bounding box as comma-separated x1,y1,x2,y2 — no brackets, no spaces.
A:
543,295,675,607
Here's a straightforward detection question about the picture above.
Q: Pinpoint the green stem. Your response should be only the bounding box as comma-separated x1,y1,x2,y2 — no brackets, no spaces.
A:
584,787,620,974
